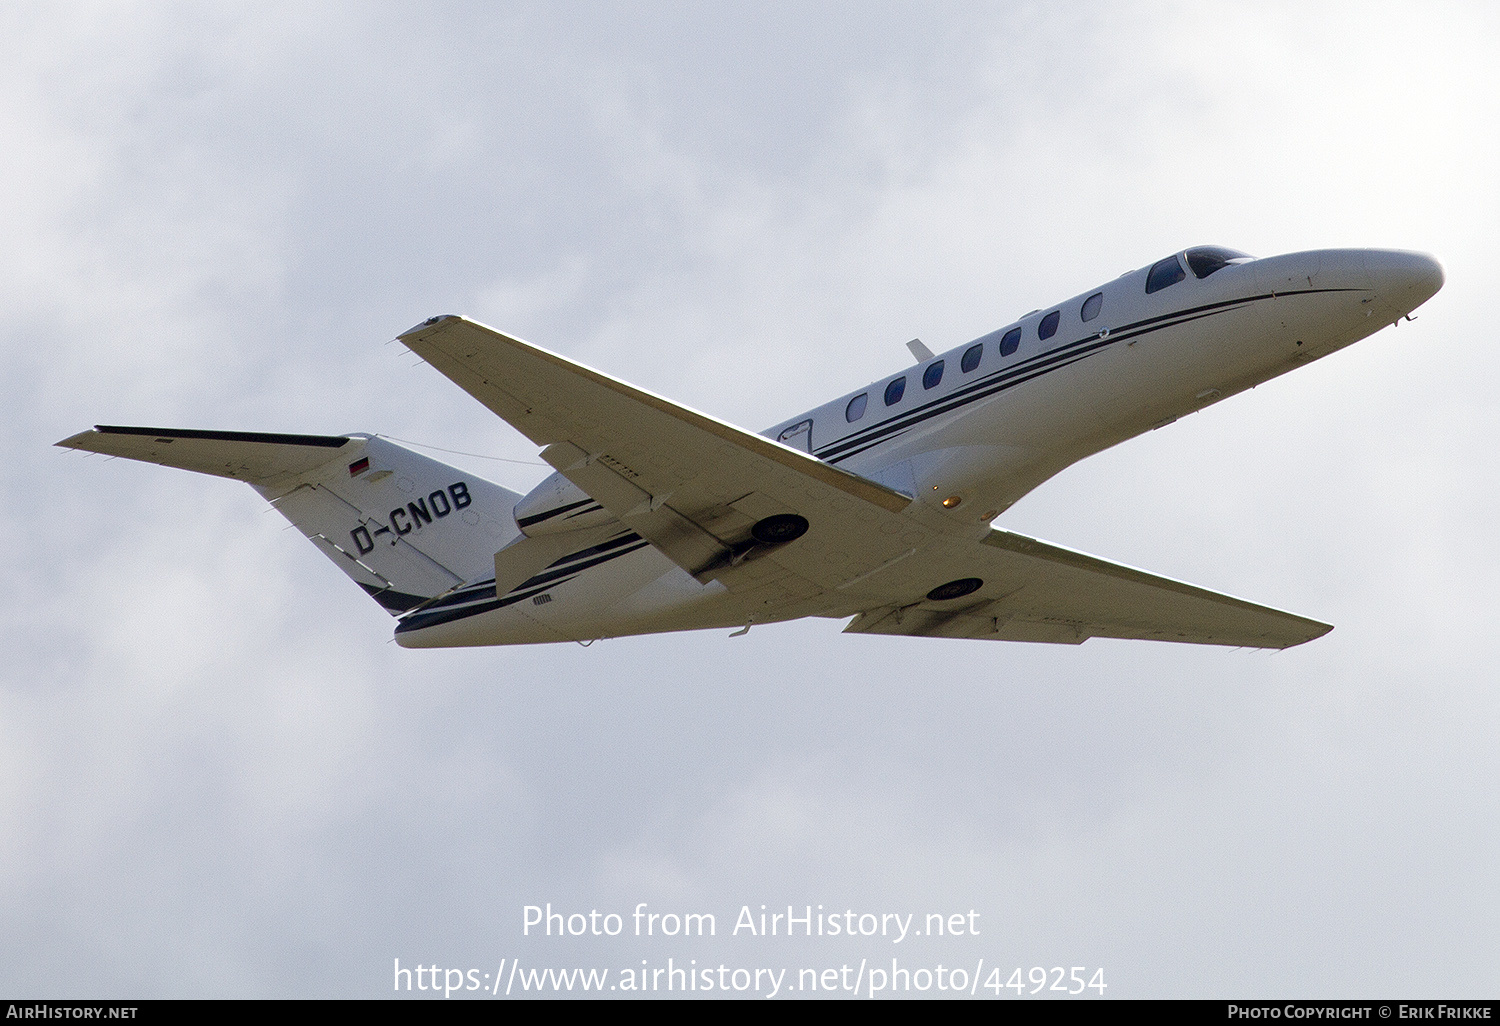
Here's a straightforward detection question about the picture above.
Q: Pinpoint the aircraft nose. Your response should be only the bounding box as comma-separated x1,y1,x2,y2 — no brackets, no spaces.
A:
1362,249,1445,317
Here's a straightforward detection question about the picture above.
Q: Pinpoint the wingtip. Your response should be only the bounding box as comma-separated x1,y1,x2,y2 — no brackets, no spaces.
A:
1281,620,1334,649
54,428,101,450
397,314,463,341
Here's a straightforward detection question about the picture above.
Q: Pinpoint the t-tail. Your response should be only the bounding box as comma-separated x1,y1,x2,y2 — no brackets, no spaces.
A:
55,426,524,614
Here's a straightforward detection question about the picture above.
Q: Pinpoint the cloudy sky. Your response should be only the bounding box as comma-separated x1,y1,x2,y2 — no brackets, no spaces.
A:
3,0,1497,999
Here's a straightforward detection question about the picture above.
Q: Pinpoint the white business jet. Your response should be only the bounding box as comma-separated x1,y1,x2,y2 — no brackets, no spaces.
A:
58,246,1443,649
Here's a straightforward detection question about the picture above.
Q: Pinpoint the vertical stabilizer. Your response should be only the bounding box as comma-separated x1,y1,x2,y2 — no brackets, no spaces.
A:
257,435,525,612
57,427,525,614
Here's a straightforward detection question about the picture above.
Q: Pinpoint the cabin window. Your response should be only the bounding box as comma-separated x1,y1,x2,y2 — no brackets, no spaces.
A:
846,392,868,422
1038,310,1060,340
999,326,1021,357
884,376,906,406
923,360,945,389
1081,292,1103,322
961,343,983,373
1185,246,1253,279
777,419,813,452
1146,255,1186,294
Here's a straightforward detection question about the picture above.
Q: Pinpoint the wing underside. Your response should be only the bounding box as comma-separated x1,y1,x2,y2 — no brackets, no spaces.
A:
840,529,1331,648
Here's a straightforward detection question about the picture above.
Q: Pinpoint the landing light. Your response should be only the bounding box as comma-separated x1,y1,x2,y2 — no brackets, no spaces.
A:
751,513,809,545
942,495,963,508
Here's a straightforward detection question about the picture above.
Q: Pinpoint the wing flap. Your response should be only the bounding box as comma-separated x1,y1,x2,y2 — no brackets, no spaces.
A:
844,606,1091,644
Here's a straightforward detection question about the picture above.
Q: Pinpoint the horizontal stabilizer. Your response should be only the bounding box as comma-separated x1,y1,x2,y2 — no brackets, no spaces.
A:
59,427,525,617
56,425,352,490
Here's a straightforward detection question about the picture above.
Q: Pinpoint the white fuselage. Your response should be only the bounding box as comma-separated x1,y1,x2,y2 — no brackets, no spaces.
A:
395,247,1442,647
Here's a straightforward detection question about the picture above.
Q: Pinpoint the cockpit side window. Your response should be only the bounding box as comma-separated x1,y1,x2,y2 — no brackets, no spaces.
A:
884,376,906,406
1145,255,1187,294
1185,246,1254,279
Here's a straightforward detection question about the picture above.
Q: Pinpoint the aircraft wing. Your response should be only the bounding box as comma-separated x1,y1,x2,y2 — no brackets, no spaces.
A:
401,315,1330,648
400,315,926,602
840,528,1332,648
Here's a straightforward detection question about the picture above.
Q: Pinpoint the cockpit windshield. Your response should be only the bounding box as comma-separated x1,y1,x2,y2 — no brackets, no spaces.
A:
1185,246,1254,279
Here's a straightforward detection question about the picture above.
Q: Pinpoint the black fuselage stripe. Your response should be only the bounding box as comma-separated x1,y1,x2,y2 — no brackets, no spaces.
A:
397,582,557,632
425,534,650,613
817,330,1131,463
827,304,1240,463
816,298,1246,459
421,581,500,611
516,541,651,591
357,583,430,612
516,497,595,528
542,532,645,569
825,346,1107,464
812,289,1355,464
396,540,654,632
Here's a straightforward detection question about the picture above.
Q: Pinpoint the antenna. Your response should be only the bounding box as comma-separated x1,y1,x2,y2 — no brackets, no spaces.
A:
906,338,935,362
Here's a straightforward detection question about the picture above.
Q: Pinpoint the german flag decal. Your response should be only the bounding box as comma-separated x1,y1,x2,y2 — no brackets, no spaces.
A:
348,457,370,477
